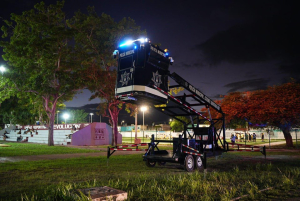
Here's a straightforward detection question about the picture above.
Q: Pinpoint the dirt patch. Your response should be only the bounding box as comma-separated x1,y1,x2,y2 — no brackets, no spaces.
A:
0,144,11,147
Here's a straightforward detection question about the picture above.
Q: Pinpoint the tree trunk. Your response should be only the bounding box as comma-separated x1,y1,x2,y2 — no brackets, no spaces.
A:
282,127,293,147
48,111,55,146
113,118,118,146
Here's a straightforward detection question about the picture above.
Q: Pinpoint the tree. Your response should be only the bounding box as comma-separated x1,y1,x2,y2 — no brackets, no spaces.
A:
70,8,145,145
247,82,300,147
0,1,85,145
65,109,88,123
220,92,250,129
0,95,38,125
169,116,189,132
221,82,300,147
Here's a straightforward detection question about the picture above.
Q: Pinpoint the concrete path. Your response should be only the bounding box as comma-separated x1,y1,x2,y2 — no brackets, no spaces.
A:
260,140,286,146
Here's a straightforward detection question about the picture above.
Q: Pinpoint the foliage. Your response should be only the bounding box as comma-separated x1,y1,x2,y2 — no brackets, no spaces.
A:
169,116,189,132
64,109,88,124
221,81,300,147
0,1,86,145
69,8,145,145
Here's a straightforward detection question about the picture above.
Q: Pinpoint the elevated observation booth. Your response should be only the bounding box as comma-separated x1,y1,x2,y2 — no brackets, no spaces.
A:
113,38,226,171
114,38,173,105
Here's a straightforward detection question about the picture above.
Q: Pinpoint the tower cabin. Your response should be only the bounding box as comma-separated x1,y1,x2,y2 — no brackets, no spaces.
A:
114,38,174,105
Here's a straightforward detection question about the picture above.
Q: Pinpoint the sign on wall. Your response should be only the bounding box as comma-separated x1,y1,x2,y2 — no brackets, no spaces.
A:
95,128,105,140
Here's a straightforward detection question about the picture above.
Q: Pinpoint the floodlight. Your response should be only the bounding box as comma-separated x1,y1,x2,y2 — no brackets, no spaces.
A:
119,40,133,47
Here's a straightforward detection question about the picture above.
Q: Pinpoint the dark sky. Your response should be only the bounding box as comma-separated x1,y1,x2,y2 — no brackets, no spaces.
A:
1,0,299,124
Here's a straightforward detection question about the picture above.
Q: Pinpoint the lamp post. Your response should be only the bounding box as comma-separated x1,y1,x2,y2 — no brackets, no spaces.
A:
90,113,94,123
57,110,60,124
140,106,148,142
63,113,69,125
0,65,5,75
121,120,125,126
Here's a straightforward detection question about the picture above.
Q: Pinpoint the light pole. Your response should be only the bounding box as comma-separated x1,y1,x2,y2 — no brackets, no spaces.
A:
90,113,94,123
0,65,5,75
57,110,60,124
63,113,69,125
121,120,125,126
140,106,148,142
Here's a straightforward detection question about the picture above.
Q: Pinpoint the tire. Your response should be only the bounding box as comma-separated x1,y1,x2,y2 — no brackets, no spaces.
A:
145,159,156,167
194,155,203,171
184,155,194,172
158,161,166,166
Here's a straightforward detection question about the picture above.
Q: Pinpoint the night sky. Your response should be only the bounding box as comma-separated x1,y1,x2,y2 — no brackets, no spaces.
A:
1,0,299,124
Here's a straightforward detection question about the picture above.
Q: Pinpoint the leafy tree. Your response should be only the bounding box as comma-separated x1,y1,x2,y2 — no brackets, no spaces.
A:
64,109,88,123
0,95,37,125
0,1,85,145
221,82,300,147
247,82,300,147
69,8,145,145
169,116,189,132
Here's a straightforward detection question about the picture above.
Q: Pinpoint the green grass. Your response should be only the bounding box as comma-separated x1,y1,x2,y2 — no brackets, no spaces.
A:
0,152,300,200
0,142,101,157
122,137,172,144
1,141,300,200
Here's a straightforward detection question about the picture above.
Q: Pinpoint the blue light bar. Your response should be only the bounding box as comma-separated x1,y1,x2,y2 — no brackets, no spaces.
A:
119,38,149,47
119,40,134,47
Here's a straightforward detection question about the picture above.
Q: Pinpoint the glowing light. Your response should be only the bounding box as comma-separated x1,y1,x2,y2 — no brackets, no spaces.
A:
140,106,148,112
138,38,148,43
0,65,6,74
119,38,149,47
134,45,137,49
119,40,133,47
63,113,69,124
165,52,169,56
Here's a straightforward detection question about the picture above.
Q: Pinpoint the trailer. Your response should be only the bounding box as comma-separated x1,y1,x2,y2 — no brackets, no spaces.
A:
111,38,262,172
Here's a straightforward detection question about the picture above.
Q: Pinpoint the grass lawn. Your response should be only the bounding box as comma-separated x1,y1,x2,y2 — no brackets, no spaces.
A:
0,145,300,200
1,140,300,200
0,142,101,157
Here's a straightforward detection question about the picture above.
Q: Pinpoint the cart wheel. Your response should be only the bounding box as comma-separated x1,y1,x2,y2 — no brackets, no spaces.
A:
145,159,156,167
194,156,203,171
184,155,194,172
158,161,166,166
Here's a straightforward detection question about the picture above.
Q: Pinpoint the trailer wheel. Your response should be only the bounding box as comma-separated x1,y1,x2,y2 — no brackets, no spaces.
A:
145,159,156,167
194,156,203,171
158,161,166,166
184,155,194,172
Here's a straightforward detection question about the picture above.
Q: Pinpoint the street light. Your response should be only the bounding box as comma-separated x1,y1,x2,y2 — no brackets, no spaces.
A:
90,113,94,123
63,113,69,124
140,106,148,142
0,65,5,75
57,110,60,124
121,120,125,126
